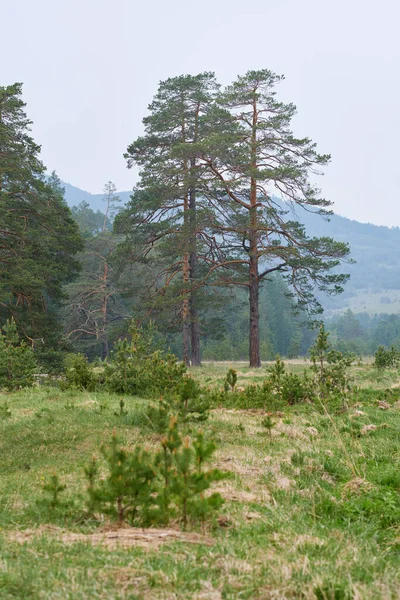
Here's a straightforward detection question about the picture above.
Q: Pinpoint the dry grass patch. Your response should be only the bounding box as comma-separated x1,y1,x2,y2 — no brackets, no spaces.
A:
7,525,213,549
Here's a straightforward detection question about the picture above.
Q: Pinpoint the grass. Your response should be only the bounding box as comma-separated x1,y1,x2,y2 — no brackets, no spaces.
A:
0,364,400,598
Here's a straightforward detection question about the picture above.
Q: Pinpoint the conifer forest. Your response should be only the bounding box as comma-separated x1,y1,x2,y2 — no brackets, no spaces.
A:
1,2,400,597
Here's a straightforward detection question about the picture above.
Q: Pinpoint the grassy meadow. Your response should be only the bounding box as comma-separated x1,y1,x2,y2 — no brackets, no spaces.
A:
0,361,399,599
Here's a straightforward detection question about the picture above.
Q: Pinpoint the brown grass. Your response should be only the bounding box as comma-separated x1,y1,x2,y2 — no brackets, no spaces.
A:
7,525,213,549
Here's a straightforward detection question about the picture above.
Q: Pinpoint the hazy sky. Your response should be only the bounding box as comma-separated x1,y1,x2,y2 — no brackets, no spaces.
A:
3,0,400,226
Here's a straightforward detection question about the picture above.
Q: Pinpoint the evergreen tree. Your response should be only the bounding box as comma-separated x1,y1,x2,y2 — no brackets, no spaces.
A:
117,73,220,366
0,84,83,367
196,70,350,366
0,318,37,389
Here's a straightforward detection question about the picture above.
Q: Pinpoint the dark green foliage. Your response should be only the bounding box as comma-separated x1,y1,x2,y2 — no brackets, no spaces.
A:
374,345,400,369
172,431,225,527
140,397,172,434
206,382,281,411
87,432,156,525
0,319,37,390
104,321,186,396
154,416,183,523
85,419,225,528
280,372,315,405
264,355,315,405
310,325,330,384
176,376,210,422
310,325,355,399
63,353,97,391
0,85,83,362
225,368,238,391
83,455,99,514
266,355,285,390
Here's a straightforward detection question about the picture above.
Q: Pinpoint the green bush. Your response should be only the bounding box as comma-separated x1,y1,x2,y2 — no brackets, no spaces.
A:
0,319,37,390
175,377,210,422
86,434,157,525
280,372,314,405
85,418,226,527
374,345,400,369
63,353,97,391
104,322,186,396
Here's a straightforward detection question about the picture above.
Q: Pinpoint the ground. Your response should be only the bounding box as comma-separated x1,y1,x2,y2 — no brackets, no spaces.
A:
0,361,399,599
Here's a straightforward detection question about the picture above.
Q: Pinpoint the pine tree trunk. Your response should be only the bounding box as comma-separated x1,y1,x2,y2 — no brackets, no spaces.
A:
249,254,261,368
189,267,201,366
248,98,260,368
182,293,191,366
189,175,201,366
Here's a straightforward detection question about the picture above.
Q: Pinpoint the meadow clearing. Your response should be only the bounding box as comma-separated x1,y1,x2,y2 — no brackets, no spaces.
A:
0,361,399,599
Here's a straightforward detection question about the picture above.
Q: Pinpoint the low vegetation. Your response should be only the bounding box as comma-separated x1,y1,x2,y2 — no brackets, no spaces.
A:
1,345,399,598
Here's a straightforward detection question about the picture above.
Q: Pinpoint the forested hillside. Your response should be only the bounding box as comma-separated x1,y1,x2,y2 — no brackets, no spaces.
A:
63,182,400,314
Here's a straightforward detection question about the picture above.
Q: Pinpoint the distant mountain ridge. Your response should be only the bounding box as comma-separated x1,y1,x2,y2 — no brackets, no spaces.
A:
62,181,400,315
62,182,133,211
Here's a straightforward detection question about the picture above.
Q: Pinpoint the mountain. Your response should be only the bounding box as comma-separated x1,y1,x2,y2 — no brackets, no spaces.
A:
62,182,400,315
62,182,133,212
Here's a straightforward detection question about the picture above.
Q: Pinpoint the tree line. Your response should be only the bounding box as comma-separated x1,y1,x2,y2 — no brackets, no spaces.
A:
0,72,351,368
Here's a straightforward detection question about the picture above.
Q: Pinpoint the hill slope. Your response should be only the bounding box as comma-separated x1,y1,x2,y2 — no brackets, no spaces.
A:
63,182,133,212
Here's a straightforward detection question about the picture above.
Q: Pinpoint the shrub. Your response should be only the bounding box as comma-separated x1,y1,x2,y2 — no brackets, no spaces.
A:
266,354,285,390
374,345,400,369
280,372,314,405
87,432,156,525
175,377,210,422
104,321,186,396
264,356,315,405
261,415,275,438
0,319,37,390
85,418,226,528
63,353,97,391
154,418,226,527
140,396,172,433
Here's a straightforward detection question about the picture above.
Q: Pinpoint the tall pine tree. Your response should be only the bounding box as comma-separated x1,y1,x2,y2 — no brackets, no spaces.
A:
118,73,220,365
196,70,350,366
0,83,83,367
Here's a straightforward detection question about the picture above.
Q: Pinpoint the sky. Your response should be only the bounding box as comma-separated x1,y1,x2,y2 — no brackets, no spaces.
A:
2,0,400,226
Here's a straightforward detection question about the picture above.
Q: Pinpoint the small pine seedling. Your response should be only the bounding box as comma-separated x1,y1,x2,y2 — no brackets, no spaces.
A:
114,398,128,417
226,368,238,392
261,415,275,438
84,455,99,514
40,473,66,510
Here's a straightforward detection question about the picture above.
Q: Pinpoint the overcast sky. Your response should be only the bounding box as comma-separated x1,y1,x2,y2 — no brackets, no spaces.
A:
3,0,400,226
